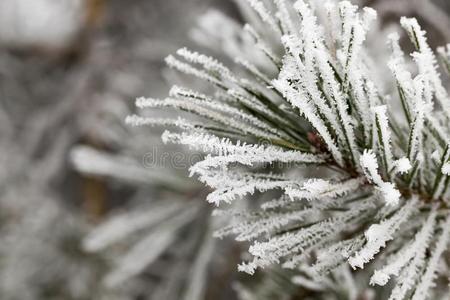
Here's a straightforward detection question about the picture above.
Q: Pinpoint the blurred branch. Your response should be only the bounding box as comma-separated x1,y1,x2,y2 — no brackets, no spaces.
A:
373,0,450,42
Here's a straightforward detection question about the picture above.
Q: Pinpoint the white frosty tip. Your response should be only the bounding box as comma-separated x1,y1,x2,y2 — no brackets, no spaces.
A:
381,183,401,206
394,157,412,174
365,224,387,243
360,150,379,173
370,270,390,286
442,162,450,175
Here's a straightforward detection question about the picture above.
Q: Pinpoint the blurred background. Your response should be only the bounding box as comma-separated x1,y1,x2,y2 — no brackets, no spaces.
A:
0,0,450,299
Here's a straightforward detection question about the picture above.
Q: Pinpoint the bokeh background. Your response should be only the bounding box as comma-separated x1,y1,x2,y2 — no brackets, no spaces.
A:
1,0,450,299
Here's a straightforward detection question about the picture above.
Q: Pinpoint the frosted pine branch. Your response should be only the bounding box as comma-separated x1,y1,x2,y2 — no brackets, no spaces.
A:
129,0,450,298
